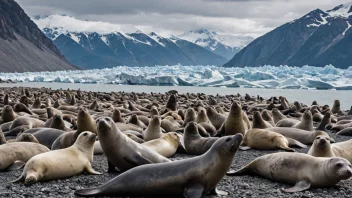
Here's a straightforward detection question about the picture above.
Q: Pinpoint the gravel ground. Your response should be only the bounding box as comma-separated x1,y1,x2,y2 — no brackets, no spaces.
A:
1,130,351,198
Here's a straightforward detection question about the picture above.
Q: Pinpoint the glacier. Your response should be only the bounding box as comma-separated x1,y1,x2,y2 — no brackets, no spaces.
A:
1,65,352,90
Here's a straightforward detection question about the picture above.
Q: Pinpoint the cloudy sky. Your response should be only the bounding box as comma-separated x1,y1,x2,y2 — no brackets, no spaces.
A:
16,0,351,38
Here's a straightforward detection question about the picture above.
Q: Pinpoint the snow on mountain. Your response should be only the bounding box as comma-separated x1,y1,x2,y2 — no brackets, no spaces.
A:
224,2,352,68
178,29,253,59
33,15,228,69
179,29,253,48
35,15,137,36
326,3,352,18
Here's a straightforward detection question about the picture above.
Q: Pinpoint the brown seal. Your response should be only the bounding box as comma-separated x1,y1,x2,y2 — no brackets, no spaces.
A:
96,116,170,173
217,102,248,136
183,121,218,155
292,110,314,131
143,116,163,141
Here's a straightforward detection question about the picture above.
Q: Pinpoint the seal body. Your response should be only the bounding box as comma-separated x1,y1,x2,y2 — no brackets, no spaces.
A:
183,122,218,155
142,132,180,157
227,153,352,192
0,142,49,171
75,134,243,197
241,129,306,151
13,132,100,184
96,117,170,172
266,127,333,144
308,136,352,163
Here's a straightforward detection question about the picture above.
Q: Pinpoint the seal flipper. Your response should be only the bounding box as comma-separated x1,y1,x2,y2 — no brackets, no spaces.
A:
208,188,228,196
184,184,204,198
227,164,252,176
6,160,25,171
75,187,103,197
107,161,119,173
85,163,101,175
11,174,25,183
286,137,307,148
278,145,296,152
214,123,225,137
281,180,311,193
239,146,252,151
124,153,153,166
4,126,29,137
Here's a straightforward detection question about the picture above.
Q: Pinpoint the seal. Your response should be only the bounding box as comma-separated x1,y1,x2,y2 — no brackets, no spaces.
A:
28,128,67,149
47,114,70,131
142,132,180,157
261,110,276,127
315,111,332,131
196,107,210,123
272,108,287,124
96,116,170,173
16,133,39,143
1,105,18,123
161,117,180,132
227,153,352,193
5,117,45,136
217,102,248,136
0,127,6,145
206,106,226,130
308,137,352,163
127,114,147,129
276,118,299,128
337,127,352,136
240,129,306,152
266,127,335,144
125,133,145,144
51,108,96,150
142,116,163,141
74,134,243,197
111,108,125,123
252,111,273,129
331,100,342,114
292,110,314,131
166,94,177,111
0,142,49,171
183,121,218,155
13,132,101,185
182,108,196,127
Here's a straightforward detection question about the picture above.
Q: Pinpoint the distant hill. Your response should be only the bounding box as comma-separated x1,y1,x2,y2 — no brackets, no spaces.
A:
0,0,77,72
224,3,352,69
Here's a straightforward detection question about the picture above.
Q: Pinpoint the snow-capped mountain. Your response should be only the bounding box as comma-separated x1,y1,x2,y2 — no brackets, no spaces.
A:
224,3,352,69
32,15,245,69
179,29,253,59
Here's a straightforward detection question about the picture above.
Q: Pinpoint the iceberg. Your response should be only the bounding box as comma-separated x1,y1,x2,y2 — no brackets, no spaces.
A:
0,65,351,90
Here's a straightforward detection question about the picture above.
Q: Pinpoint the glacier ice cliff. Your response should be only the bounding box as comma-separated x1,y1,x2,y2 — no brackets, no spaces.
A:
1,65,352,90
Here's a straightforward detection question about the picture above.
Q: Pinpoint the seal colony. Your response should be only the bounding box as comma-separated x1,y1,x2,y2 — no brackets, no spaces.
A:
0,87,352,197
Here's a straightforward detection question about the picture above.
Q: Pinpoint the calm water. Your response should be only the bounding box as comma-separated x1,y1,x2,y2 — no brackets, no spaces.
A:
1,82,351,110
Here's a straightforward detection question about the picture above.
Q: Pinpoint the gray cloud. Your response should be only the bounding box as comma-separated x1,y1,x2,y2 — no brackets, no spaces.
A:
15,0,351,37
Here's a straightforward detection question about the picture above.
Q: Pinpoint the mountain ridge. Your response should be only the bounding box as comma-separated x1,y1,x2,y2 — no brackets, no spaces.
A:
33,15,252,68
0,0,77,72
223,3,352,69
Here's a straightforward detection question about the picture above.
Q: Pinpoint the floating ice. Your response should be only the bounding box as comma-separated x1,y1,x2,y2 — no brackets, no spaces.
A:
1,65,352,90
